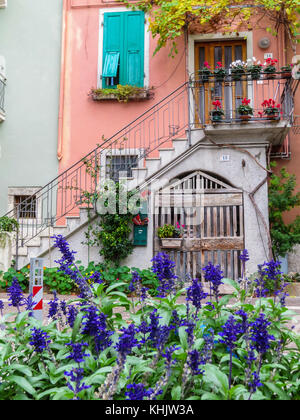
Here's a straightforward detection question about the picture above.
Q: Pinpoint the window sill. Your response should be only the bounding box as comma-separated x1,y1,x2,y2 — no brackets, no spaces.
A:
90,88,154,103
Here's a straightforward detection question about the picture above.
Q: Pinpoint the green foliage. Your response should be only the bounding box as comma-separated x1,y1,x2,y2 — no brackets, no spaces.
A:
0,266,30,292
0,216,19,233
157,224,181,239
268,164,300,258
84,182,137,266
122,0,300,56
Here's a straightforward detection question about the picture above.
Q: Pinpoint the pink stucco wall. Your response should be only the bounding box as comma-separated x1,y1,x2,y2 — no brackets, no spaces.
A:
58,0,187,173
58,0,300,214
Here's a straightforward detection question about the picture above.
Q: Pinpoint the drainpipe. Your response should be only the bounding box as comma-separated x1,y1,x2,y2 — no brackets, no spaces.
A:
57,0,69,162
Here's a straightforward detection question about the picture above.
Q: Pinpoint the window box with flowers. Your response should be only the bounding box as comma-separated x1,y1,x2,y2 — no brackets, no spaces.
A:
259,99,281,120
247,57,263,80
263,58,278,79
236,98,253,121
157,223,184,249
230,60,246,81
214,62,226,82
198,61,212,82
280,64,292,78
210,100,224,122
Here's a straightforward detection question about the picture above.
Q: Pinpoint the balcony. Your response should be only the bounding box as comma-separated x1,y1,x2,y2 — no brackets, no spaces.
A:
0,73,5,122
190,72,297,146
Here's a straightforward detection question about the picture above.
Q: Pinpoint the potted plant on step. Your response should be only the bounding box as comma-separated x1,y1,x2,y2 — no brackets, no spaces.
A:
263,57,278,79
210,100,224,123
260,99,281,120
237,98,253,121
157,222,184,249
198,61,212,82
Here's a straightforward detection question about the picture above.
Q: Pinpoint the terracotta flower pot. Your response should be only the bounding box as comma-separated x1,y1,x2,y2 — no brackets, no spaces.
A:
239,114,252,121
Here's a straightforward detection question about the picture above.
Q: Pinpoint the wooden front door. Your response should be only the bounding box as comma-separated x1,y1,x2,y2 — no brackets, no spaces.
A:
154,171,244,281
194,40,247,124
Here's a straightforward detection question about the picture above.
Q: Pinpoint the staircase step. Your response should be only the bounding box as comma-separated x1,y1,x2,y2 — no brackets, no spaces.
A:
131,167,148,183
158,147,176,165
145,157,161,176
172,137,188,154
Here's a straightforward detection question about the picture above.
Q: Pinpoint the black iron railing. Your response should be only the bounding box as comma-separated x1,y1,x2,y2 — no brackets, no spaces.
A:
3,73,297,268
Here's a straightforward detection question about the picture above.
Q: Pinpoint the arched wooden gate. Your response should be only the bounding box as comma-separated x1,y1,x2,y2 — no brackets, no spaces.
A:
154,171,244,281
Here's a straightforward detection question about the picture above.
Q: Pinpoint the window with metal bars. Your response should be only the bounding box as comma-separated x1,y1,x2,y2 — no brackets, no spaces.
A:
106,155,138,182
14,195,37,219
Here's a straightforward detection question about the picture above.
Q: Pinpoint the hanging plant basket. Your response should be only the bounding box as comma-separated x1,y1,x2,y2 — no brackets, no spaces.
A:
160,238,183,249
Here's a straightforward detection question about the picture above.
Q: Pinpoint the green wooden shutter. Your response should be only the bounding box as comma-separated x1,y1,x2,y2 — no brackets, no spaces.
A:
102,11,144,88
102,13,123,88
123,11,145,87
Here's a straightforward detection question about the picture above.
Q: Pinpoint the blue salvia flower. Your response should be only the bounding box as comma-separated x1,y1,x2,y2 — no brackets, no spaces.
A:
24,294,36,317
87,271,103,285
219,316,242,351
185,320,195,347
240,249,250,263
115,324,139,356
151,252,177,297
94,313,113,353
125,383,154,400
81,305,102,336
129,270,142,293
7,278,24,312
162,345,180,369
235,309,249,334
140,286,148,302
186,278,208,316
0,300,4,316
202,262,224,303
67,304,78,328
52,235,92,299
48,291,59,320
60,300,67,316
29,328,51,353
249,313,275,355
66,341,90,365
188,349,205,375
248,371,263,394
64,367,91,400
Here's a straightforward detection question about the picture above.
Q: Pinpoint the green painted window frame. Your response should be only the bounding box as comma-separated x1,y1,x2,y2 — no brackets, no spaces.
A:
102,11,145,89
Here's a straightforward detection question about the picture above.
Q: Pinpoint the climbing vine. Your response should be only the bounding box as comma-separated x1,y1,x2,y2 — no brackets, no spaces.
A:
123,0,300,56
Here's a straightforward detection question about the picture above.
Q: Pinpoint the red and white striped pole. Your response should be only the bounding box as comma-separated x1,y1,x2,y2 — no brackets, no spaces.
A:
29,258,44,322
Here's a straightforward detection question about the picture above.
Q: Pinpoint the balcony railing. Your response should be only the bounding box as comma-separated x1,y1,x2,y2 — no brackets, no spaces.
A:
190,71,295,127
0,73,5,120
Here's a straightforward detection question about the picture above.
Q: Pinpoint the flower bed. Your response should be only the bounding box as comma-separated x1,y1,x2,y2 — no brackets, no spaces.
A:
0,238,299,401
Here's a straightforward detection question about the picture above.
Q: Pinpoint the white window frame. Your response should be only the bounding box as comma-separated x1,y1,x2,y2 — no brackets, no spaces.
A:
97,7,150,89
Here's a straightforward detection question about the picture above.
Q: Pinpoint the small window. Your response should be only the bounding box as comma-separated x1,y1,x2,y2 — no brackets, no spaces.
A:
106,155,138,182
14,195,37,219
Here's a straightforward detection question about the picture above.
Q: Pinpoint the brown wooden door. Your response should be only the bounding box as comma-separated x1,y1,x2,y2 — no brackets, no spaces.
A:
154,171,245,281
194,40,247,124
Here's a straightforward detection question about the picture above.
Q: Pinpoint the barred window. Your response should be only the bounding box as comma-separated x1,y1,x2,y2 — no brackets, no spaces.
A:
14,195,37,219
106,155,138,182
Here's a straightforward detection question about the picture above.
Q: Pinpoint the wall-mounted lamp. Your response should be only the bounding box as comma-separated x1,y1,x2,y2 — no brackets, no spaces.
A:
258,37,271,49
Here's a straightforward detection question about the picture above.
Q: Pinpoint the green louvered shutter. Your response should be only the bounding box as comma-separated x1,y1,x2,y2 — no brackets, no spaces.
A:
102,13,123,88
123,11,145,87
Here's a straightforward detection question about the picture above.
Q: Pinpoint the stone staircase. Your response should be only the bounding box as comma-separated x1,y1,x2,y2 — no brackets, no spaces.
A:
12,133,201,268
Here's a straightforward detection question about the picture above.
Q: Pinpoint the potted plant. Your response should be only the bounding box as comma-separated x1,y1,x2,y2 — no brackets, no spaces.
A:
260,99,281,120
210,100,224,122
263,57,278,79
236,98,254,121
214,61,227,81
230,60,246,81
198,61,212,82
280,64,292,78
157,222,184,249
247,57,263,80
